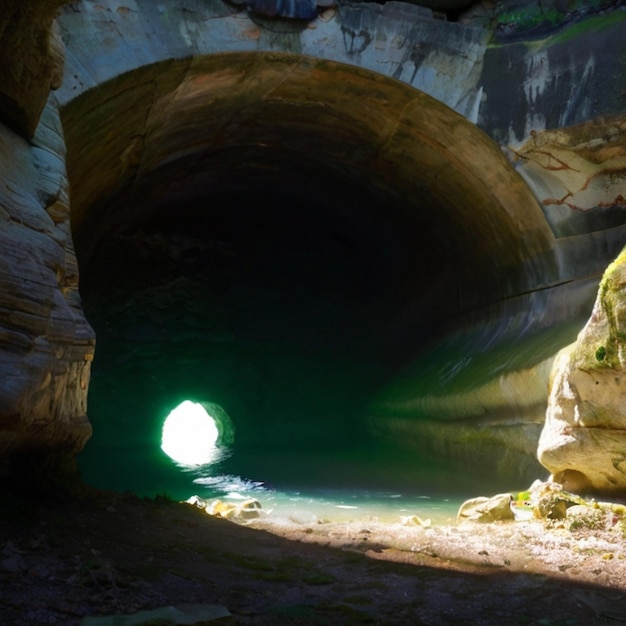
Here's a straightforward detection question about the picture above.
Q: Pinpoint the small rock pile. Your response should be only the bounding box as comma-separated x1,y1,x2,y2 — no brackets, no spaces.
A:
185,495,268,522
457,479,626,531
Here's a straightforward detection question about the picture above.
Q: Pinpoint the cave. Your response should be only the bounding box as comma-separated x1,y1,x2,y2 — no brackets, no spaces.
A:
7,3,626,623
62,52,562,501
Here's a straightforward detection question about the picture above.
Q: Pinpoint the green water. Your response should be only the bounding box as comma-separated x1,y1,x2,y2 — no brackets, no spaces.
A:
75,198,577,526
79,433,499,526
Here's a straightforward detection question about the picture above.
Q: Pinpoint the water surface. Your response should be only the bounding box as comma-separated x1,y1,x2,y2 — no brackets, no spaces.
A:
80,437,497,525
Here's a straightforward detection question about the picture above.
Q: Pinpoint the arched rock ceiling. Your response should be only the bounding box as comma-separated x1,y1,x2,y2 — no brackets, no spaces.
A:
60,52,566,473
64,52,557,323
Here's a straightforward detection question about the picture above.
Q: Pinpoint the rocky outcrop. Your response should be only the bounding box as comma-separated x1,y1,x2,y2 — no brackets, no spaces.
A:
0,2,70,138
538,248,626,494
55,0,489,123
510,117,626,238
0,89,94,474
0,1,95,480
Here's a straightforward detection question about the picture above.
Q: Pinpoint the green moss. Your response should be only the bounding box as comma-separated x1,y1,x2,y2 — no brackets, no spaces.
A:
567,512,605,531
594,246,626,368
488,5,626,50
496,7,563,31
617,518,626,539
546,9,626,46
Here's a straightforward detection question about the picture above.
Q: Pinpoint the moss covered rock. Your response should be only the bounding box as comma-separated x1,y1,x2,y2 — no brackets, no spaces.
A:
538,248,626,494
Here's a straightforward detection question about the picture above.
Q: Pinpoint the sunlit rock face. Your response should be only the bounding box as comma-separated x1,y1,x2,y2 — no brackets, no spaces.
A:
511,119,626,238
539,249,626,495
478,8,626,258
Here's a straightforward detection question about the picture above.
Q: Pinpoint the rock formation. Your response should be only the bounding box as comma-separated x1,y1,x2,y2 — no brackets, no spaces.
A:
539,248,626,494
0,1,69,138
0,1,94,479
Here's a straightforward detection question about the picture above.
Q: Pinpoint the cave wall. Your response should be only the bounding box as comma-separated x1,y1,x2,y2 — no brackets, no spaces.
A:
0,0,94,476
1,0,626,485
53,0,626,320
0,0,68,138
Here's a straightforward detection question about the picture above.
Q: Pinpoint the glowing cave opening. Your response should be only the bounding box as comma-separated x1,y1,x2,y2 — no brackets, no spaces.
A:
161,401,221,466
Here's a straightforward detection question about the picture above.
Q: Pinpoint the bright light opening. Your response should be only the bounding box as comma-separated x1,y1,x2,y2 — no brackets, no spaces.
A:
161,400,221,466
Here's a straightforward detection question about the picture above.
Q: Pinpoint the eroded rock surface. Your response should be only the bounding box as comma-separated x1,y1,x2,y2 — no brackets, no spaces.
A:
539,248,626,494
0,3,70,138
457,492,515,523
512,117,626,238
0,95,94,472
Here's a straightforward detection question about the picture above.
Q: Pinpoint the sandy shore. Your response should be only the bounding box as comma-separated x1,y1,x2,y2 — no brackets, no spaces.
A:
3,489,626,624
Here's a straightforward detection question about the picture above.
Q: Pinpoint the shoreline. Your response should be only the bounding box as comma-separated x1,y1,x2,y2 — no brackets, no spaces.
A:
3,488,626,624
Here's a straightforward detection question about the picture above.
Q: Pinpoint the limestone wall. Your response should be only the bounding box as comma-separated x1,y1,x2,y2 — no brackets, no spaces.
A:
0,93,94,471
54,0,626,318
0,2,94,476
54,0,626,263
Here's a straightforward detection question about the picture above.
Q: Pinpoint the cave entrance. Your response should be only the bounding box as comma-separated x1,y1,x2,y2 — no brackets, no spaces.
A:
63,52,557,505
161,400,234,467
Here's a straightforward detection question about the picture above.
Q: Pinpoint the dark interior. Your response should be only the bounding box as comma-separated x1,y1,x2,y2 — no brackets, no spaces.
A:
65,54,559,497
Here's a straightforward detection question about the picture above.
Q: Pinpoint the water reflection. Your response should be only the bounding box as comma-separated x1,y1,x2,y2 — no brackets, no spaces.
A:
81,437,484,525
187,472,461,524
179,445,468,525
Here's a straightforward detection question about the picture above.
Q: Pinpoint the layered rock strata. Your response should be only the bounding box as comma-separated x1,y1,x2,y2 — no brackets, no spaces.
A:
0,5,94,477
0,1,70,138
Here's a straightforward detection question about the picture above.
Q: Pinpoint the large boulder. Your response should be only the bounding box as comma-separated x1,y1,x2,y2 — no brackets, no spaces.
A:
457,493,515,523
538,248,626,494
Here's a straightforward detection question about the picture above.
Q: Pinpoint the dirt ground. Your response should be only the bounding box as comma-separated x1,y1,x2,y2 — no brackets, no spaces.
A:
3,488,626,625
